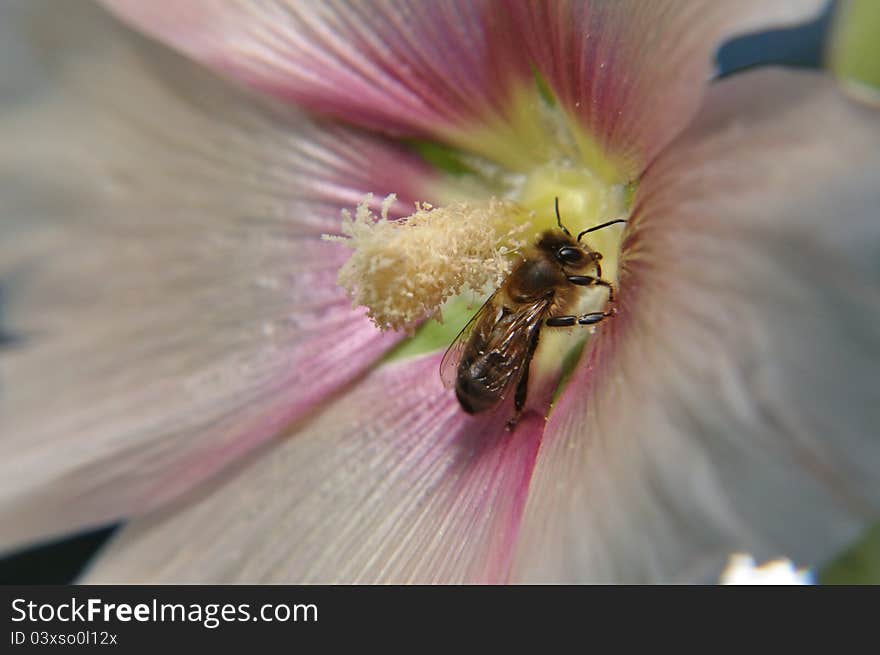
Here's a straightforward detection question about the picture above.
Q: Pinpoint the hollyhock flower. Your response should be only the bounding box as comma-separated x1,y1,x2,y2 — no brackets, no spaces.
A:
1,0,878,583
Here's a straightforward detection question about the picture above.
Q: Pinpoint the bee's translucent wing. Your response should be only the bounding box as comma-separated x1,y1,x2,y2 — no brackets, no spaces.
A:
439,290,553,403
439,291,502,389
469,297,552,404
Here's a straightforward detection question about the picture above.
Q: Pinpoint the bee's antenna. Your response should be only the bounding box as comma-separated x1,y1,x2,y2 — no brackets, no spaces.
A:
555,197,571,237
576,218,627,242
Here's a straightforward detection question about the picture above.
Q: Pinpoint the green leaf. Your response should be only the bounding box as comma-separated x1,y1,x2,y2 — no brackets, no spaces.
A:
408,141,476,176
829,0,880,96
382,294,482,363
820,523,880,584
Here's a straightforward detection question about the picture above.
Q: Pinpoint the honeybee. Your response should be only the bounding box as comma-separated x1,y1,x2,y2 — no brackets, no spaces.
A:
440,199,626,430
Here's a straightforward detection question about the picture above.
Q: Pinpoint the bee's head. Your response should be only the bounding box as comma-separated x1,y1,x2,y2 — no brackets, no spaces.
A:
536,230,602,271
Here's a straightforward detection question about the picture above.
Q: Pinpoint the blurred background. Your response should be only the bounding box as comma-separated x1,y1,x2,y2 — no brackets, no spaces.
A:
1,0,878,585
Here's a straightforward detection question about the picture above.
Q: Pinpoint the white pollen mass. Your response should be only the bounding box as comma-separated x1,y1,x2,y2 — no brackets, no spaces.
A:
324,195,530,332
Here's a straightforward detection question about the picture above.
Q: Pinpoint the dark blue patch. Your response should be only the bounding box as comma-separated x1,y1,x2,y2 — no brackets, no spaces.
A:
716,2,833,77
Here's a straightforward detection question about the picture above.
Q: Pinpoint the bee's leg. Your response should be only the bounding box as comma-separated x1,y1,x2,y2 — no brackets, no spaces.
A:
566,275,616,302
546,308,616,328
506,324,542,432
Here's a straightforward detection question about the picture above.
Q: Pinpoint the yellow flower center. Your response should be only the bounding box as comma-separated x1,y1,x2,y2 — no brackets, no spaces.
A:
345,162,632,364
328,76,632,370
510,163,630,380
516,163,630,284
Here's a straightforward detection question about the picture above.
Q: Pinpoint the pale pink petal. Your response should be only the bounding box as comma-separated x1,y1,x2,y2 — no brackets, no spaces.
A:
0,2,436,551
101,0,500,138
511,70,880,583
102,0,823,176
82,354,544,583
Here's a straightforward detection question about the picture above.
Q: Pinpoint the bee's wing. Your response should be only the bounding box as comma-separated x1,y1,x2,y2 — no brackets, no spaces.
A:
439,290,503,389
475,297,552,403
439,291,552,397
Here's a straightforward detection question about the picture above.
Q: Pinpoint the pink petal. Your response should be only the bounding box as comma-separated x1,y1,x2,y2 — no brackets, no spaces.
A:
101,0,500,138
82,354,544,583
102,0,823,176
511,70,880,583
498,0,827,176
0,2,436,551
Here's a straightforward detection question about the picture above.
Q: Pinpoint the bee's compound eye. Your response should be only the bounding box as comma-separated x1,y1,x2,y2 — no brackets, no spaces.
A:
557,246,586,265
